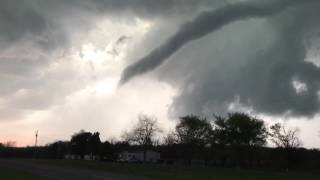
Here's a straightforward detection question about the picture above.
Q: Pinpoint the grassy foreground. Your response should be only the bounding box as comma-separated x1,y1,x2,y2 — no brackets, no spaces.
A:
26,159,320,180
0,166,42,180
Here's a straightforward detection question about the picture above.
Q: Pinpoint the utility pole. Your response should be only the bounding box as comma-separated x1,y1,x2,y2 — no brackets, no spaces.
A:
34,130,39,158
35,130,38,147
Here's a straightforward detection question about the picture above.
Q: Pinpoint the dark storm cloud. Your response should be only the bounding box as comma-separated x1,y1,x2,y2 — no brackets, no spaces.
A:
0,0,219,56
0,0,70,51
0,0,217,48
120,0,320,117
166,3,320,117
120,0,317,85
0,0,47,44
93,0,217,17
234,5,320,117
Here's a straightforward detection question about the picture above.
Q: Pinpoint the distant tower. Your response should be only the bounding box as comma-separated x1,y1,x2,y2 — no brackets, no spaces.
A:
35,130,38,147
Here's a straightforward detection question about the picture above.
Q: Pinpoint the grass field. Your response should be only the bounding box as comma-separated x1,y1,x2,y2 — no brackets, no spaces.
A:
0,166,42,180
26,159,320,180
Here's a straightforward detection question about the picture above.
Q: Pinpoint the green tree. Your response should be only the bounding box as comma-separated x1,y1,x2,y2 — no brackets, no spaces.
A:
176,115,213,147
175,115,213,164
86,132,101,156
47,141,70,158
213,112,267,146
70,130,92,158
99,141,116,161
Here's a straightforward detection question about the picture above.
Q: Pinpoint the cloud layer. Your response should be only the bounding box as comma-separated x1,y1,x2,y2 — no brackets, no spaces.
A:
0,0,217,121
1,0,320,146
121,0,320,117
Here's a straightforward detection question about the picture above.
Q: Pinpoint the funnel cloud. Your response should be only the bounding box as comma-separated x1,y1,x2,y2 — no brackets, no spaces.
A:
120,0,317,85
119,0,320,118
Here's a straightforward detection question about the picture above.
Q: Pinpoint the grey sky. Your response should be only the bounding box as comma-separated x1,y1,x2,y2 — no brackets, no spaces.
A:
0,0,320,148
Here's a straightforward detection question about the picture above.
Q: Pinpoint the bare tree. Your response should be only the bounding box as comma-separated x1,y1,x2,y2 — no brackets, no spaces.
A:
269,123,301,149
122,114,162,161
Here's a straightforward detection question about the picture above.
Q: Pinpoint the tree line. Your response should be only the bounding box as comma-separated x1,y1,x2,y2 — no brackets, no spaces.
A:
1,112,320,171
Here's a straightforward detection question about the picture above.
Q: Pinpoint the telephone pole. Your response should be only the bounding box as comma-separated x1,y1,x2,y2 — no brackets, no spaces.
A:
35,130,38,147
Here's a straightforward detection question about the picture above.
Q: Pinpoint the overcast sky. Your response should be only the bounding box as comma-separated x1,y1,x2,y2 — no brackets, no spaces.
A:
1,0,320,148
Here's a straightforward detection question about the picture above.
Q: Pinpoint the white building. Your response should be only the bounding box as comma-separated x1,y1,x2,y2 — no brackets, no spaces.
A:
119,150,160,163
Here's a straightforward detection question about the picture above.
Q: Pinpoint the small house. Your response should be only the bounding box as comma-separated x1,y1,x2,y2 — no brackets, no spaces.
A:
118,150,160,163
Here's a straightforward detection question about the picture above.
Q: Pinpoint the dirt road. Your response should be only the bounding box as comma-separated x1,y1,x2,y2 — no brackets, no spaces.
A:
0,159,149,180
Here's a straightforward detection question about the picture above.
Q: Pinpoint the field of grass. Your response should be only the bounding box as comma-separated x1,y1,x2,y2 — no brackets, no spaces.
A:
0,166,43,180
27,159,320,180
